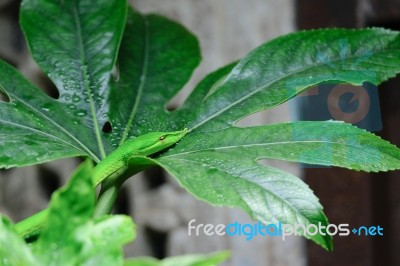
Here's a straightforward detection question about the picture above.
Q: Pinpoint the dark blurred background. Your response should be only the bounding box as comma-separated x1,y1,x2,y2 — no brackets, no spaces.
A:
297,0,400,265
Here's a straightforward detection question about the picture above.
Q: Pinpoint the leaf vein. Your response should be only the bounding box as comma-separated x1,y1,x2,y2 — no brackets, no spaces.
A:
119,15,150,144
72,4,106,159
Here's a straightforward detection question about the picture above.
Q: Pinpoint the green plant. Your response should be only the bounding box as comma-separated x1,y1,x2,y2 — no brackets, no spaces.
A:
1,0,400,264
0,160,229,265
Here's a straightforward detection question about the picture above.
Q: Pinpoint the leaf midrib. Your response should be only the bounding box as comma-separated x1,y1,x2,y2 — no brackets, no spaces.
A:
72,4,106,160
119,15,150,145
189,39,396,131
163,139,380,159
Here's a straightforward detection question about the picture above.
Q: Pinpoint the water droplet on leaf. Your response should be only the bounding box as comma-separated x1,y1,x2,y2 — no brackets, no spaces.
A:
72,94,81,103
74,110,87,117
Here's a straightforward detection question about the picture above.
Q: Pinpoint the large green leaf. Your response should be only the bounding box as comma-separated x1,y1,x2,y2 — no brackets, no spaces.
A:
108,8,200,145
154,121,400,250
20,0,127,159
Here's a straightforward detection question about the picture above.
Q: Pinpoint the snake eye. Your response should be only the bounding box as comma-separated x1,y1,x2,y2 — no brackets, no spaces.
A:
159,135,165,141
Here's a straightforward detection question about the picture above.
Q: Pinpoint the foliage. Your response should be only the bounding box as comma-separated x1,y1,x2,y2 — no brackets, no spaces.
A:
1,0,400,261
0,160,135,266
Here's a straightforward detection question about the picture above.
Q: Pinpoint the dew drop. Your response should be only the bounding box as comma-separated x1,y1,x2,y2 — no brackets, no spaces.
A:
41,103,52,112
74,110,87,117
72,94,81,103
68,104,77,110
